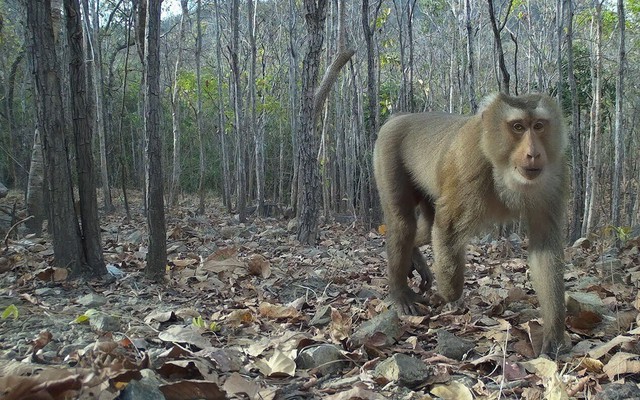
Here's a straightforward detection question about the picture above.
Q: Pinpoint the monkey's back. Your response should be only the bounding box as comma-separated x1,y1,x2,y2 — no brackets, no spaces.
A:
375,112,478,198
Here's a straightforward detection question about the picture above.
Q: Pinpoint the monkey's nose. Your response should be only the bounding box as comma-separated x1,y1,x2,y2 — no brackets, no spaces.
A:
526,151,541,160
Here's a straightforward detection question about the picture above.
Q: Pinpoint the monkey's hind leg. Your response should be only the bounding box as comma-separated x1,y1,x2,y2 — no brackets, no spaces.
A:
385,209,429,315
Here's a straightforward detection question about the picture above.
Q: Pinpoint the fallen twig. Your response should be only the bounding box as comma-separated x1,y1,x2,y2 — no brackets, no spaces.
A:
3,215,34,250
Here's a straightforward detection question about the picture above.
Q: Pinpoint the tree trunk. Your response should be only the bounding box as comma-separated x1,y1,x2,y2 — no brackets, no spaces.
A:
465,0,477,112
296,0,327,244
248,0,264,217
196,0,206,215
230,0,247,222
583,1,602,235
169,0,189,206
117,6,134,221
487,0,513,94
362,0,383,224
25,129,45,235
612,0,625,227
26,0,86,272
4,53,24,187
296,0,354,244
144,0,167,281
288,0,299,212
564,0,584,241
82,0,113,212
406,0,416,112
213,0,231,212
65,0,106,276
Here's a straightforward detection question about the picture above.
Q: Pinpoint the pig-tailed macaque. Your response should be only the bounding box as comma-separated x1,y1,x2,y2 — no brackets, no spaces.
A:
373,93,568,354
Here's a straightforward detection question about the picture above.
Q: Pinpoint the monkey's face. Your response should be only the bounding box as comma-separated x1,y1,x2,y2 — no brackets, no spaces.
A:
481,94,567,192
507,117,549,184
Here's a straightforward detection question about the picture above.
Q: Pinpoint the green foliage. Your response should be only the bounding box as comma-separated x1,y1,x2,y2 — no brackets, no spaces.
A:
418,0,448,15
72,309,99,324
559,44,591,113
192,315,220,332
1,304,18,320
604,225,632,244
375,7,391,30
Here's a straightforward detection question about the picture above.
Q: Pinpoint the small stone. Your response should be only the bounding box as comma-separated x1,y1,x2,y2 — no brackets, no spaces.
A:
127,230,144,244
119,370,165,400
566,292,609,317
351,310,403,347
76,293,108,308
593,382,640,400
259,227,287,238
287,218,298,232
434,330,474,360
89,313,120,332
309,305,332,327
296,344,346,376
572,237,592,249
35,288,53,296
374,353,430,388
508,233,522,247
220,225,247,239
595,257,625,284
356,286,382,300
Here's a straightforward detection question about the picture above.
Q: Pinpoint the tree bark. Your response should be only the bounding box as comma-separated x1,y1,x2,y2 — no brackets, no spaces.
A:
612,0,625,227
288,0,299,212
169,0,189,206
296,0,327,244
583,1,603,235
144,0,167,281
117,6,133,221
296,0,354,244
196,0,206,215
65,0,106,276
564,0,584,241
465,0,477,112
82,0,113,212
213,0,231,212
25,129,45,235
487,0,513,94
248,0,265,217
4,53,24,187
230,0,247,221
26,0,86,272
362,0,384,224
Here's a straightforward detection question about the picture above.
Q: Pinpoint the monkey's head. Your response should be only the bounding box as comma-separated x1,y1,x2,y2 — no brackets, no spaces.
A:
480,93,568,191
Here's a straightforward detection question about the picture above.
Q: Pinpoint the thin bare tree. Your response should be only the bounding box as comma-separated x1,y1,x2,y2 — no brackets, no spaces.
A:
169,0,189,206
144,0,167,280
612,0,626,228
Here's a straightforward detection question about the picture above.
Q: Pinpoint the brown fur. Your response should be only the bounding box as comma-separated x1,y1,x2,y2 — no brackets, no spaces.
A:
373,93,568,354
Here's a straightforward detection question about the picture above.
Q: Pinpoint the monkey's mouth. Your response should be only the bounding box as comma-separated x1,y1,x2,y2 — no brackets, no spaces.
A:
518,167,542,180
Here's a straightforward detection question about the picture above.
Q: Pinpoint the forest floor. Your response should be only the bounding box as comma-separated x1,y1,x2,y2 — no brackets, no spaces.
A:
0,190,640,400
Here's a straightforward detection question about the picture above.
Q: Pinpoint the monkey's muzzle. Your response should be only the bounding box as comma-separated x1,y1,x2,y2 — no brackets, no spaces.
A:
518,167,542,180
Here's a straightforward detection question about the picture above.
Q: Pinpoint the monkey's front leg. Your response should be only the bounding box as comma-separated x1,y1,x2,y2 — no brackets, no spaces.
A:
528,220,567,355
431,213,466,303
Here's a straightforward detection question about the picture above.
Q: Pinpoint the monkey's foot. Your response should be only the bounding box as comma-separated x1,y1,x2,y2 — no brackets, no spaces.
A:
389,289,429,315
540,334,571,357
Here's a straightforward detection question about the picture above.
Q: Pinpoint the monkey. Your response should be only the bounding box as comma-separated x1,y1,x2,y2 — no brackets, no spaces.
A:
373,93,568,354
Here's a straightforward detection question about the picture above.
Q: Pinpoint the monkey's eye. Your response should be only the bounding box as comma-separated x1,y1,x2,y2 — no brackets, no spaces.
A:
512,122,526,133
533,121,545,131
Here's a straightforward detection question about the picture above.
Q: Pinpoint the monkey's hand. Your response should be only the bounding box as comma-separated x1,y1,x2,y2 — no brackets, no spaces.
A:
411,249,433,292
389,288,429,315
